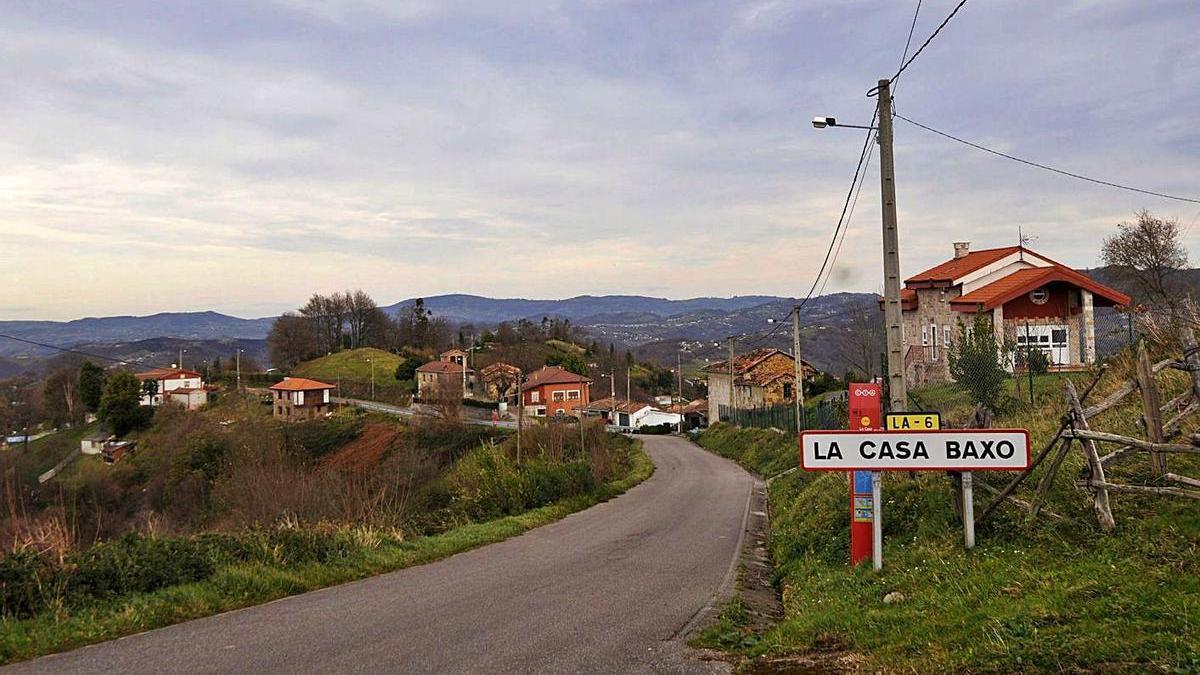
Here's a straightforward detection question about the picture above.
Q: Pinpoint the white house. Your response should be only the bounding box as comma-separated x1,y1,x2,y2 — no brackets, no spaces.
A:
135,368,209,410
578,398,681,430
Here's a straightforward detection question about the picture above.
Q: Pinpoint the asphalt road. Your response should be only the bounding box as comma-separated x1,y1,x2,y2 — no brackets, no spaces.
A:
9,435,755,674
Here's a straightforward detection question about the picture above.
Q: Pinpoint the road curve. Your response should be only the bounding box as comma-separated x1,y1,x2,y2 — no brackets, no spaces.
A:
8,436,755,674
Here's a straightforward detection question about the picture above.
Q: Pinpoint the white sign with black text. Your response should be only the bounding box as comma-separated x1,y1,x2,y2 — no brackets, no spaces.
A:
800,429,1030,471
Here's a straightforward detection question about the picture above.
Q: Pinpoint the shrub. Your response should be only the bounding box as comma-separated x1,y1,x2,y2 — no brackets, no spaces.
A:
522,460,594,507
0,550,59,619
66,533,216,603
289,414,363,460
948,313,1013,412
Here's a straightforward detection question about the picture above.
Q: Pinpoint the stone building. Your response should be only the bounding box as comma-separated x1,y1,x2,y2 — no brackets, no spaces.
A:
890,242,1130,386
268,377,336,421
703,348,816,423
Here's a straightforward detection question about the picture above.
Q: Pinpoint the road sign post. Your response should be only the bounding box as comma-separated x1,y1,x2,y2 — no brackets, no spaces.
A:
803,424,1029,564
848,383,882,568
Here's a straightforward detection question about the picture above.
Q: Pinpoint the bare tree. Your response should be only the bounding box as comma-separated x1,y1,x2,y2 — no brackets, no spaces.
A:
836,298,884,378
1101,210,1190,314
267,312,319,370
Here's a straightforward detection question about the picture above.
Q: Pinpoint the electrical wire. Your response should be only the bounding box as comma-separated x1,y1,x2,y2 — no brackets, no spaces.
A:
894,113,1200,204
890,0,968,86
0,333,178,371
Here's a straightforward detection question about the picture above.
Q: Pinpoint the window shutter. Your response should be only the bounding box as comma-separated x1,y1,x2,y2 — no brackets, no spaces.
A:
921,326,929,346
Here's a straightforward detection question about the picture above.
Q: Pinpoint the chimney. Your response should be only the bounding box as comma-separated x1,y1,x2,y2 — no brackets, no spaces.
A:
953,242,970,259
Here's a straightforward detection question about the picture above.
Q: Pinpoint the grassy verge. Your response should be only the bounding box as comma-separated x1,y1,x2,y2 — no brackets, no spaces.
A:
0,444,653,665
696,422,1200,672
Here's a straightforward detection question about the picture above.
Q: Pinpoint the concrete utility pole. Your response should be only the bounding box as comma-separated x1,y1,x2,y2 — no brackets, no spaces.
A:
516,372,522,464
369,358,376,399
877,78,906,414
626,366,631,403
728,337,735,420
676,351,684,434
235,348,242,391
792,305,806,431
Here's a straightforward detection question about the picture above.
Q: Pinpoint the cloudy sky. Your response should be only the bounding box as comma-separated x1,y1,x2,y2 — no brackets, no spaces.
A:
2,0,1198,320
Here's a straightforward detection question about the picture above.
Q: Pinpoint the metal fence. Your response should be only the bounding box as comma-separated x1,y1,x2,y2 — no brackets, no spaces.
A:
717,397,847,433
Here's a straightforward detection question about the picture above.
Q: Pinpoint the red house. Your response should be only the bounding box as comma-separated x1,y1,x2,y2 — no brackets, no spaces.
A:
520,366,592,418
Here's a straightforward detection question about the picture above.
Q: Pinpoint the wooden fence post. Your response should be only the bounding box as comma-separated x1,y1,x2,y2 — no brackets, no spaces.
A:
1135,342,1168,476
1065,379,1116,532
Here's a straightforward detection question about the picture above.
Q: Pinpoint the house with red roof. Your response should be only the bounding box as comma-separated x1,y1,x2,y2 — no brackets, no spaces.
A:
135,367,210,410
416,360,475,401
268,377,336,421
701,348,816,423
894,242,1130,385
520,366,591,418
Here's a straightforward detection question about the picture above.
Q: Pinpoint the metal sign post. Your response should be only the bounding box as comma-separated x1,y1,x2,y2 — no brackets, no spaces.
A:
848,384,882,568
962,472,975,549
871,471,882,571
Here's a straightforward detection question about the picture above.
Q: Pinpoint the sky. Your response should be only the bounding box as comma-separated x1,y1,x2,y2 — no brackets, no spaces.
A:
2,0,1198,321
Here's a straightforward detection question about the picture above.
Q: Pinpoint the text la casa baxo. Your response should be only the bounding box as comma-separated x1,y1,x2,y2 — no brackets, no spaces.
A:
812,436,1020,461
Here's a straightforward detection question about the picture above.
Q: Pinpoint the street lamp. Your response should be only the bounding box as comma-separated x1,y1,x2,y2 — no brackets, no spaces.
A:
812,116,877,130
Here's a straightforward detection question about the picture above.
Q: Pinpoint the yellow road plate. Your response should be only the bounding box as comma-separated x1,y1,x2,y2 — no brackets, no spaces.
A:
885,412,941,431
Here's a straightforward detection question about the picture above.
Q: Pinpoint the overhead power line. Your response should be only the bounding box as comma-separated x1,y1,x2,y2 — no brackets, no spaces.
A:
894,113,1200,205
0,333,172,370
890,0,968,86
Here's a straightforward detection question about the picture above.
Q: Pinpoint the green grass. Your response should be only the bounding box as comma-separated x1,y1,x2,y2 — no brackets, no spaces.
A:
0,444,653,665
696,358,1200,672
292,348,413,405
293,347,404,383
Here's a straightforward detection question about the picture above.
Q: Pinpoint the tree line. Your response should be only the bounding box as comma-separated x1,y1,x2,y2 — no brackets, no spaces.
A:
267,293,454,369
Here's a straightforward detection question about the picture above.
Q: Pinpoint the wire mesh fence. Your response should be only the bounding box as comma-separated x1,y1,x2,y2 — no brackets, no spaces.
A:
717,397,847,433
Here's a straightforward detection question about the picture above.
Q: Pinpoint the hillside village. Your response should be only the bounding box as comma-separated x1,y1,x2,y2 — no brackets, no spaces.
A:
2,1,1199,670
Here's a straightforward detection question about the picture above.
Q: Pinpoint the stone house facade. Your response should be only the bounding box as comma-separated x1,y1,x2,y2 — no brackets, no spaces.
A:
703,348,816,423
891,242,1130,386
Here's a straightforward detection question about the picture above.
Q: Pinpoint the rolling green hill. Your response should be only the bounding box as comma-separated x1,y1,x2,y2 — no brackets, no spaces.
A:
292,348,411,404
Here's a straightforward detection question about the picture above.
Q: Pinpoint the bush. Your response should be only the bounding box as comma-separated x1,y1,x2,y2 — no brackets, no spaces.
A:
633,423,673,435
522,460,594,506
289,414,363,460
948,313,1013,412
66,533,216,603
0,550,59,619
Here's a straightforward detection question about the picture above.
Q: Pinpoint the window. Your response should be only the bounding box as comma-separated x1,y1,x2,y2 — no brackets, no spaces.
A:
531,391,540,403
943,326,952,350
552,391,565,401
929,322,939,360
921,326,929,346
567,390,581,400
535,408,546,416
783,383,793,399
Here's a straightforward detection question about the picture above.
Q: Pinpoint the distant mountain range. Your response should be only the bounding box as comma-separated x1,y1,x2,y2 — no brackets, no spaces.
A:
380,294,786,325
0,293,883,376
5,266,1166,377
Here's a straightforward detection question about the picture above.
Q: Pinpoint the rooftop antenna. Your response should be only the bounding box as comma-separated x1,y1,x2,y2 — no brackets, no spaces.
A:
1018,226,1037,261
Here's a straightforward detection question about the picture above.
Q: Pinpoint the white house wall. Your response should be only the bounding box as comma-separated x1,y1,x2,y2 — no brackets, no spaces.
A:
958,251,1052,294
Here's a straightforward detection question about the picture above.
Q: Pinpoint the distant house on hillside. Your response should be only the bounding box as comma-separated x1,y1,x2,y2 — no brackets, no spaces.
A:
890,242,1131,386
480,361,521,402
81,430,117,455
665,399,709,430
703,348,815,423
417,360,474,400
521,366,591,417
440,348,468,365
268,377,335,421
578,398,680,429
135,368,210,410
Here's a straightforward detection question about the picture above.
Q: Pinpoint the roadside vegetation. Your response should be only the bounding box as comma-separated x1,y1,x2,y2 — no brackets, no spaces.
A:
0,392,650,664
696,346,1200,671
